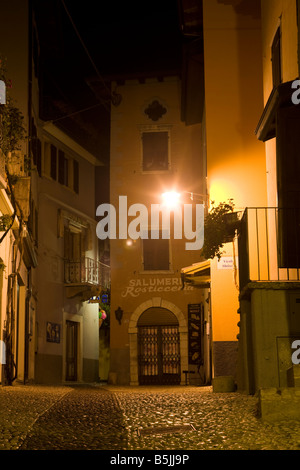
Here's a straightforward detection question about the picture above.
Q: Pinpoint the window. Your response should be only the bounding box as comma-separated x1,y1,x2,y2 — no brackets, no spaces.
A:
73,159,79,194
58,150,69,187
143,235,170,271
272,27,282,88
64,226,83,283
142,131,169,171
28,198,38,245
50,145,57,180
31,119,42,176
43,141,79,192
64,227,82,261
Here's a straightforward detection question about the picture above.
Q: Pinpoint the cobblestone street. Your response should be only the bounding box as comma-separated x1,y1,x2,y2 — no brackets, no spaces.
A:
0,383,300,452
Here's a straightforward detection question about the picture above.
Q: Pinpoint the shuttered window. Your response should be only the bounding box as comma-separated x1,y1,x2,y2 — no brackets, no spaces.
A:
58,150,68,186
50,145,57,180
143,236,169,270
276,105,300,268
73,159,79,194
272,27,282,88
142,131,169,171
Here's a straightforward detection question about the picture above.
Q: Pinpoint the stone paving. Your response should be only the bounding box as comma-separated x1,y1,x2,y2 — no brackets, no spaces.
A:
110,385,300,450
0,383,299,451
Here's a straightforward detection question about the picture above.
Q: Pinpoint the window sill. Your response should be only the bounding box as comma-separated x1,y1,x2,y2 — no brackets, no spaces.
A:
141,169,171,175
139,270,174,274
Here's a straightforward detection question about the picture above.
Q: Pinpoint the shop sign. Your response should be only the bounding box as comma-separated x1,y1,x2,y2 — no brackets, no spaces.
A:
121,277,194,298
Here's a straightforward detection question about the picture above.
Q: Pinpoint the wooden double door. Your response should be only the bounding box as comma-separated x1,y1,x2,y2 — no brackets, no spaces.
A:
138,324,181,385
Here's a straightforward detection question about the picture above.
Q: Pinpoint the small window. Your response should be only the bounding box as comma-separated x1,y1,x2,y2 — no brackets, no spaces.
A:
28,198,38,245
73,160,79,194
58,150,68,186
143,235,169,271
50,145,57,180
142,131,169,171
31,119,42,176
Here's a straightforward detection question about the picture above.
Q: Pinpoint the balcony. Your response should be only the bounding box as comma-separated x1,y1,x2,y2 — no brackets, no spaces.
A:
64,257,110,298
238,207,300,292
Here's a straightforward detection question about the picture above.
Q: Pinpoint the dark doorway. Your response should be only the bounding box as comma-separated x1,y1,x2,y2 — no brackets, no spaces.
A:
137,308,180,385
66,320,78,381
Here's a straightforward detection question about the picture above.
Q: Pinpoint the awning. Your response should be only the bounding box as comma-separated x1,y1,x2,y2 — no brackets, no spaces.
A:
181,260,211,289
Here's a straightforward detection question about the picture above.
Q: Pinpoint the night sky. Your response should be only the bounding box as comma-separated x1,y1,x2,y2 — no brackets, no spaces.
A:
34,0,183,162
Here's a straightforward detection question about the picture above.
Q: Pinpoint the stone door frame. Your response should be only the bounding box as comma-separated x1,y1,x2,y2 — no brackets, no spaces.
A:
128,297,188,385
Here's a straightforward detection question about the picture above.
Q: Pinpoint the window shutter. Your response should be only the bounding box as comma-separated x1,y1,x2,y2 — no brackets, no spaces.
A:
272,28,282,88
143,238,169,270
73,160,79,193
142,132,169,171
276,105,300,267
50,145,57,180
58,150,68,186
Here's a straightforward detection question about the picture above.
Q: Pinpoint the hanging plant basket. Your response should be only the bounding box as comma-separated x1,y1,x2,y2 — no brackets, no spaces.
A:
202,199,240,260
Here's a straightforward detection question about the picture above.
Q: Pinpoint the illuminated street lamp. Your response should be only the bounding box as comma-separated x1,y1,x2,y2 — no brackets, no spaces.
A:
161,191,181,207
162,190,207,205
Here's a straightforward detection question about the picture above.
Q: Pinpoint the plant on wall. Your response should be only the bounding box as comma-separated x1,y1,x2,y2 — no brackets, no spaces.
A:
0,56,28,244
0,214,12,232
201,199,240,260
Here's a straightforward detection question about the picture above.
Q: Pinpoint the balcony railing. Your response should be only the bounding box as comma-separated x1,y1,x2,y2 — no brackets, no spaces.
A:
64,257,110,289
238,207,300,290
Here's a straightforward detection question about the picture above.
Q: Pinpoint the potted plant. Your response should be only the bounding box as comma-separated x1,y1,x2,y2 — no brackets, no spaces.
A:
201,199,240,260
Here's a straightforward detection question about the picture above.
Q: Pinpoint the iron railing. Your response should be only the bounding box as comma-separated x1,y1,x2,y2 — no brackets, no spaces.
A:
238,207,300,290
64,257,110,288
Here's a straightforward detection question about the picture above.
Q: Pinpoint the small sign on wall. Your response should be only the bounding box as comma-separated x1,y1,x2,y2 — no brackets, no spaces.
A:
217,257,238,270
46,322,60,343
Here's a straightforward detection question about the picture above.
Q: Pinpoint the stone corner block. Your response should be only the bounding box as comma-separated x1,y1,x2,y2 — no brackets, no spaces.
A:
258,387,300,422
212,376,236,393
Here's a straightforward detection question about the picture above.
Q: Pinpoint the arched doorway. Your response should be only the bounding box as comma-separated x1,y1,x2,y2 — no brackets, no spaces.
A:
137,307,180,385
128,298,188,385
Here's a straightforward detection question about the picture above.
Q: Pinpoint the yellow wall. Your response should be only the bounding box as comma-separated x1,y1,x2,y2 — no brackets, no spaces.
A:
203,0,268,342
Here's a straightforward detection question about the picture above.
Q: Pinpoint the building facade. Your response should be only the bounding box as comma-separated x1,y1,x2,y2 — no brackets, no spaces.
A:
237,0,300,394
199,0,300,393
32,122,105,384
0,0,36,385
108,77,210,386
0,0,107,385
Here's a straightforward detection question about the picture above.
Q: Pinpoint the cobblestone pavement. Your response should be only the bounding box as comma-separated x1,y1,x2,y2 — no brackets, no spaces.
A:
109,385,300,451
0,383,300,451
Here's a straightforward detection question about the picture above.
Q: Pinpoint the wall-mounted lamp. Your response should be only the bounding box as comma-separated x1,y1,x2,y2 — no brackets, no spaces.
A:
115,307,123,325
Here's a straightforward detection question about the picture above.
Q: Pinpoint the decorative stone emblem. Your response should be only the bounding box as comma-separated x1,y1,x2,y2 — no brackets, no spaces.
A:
144,100,167,121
